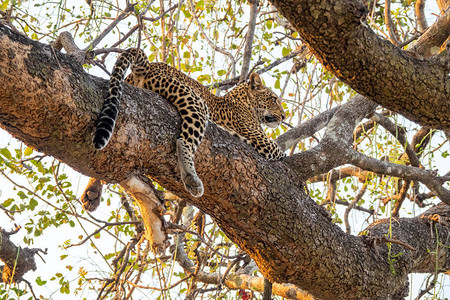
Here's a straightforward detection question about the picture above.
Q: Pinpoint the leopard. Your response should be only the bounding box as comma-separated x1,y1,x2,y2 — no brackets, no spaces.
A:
88,47,285,206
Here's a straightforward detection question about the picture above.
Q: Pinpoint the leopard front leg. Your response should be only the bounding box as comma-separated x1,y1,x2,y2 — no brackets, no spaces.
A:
241,124,286,160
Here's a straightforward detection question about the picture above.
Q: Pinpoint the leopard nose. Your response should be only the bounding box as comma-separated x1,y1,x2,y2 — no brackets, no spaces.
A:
264,116,278,123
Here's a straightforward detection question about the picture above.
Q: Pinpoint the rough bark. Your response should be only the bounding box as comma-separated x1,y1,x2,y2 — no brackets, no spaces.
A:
0,228,39,284
270,0,450,130
1,24,450,299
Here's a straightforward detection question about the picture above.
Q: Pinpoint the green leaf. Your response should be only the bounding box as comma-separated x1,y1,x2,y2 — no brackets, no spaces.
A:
197,74,211,83
182,10,191,18
2,198,14,207
36,276,47,286
29,198,38,210
17,190,28,199
274,78,280,90
0,148,12,159
24,147,33,156
282,47,289,57
1,0,10,10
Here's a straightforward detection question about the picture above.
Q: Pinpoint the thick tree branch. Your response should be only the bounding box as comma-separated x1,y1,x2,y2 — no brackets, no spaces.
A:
276,106,339,151
120,175,168,253
346,150,450,203
270,0,450,130
0,227,43,283
2,24,450,299
411,8,450,57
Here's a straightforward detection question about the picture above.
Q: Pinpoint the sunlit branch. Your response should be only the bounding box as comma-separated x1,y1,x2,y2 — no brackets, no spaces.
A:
384,0,401,46
172,228,313,300
411,8,450,57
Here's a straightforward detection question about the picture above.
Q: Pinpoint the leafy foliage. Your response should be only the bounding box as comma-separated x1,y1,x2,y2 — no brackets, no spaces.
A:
0,0,449,299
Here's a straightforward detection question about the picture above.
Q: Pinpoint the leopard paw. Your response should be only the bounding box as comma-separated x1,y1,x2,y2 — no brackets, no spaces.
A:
80,177,103,212
181,172,204,198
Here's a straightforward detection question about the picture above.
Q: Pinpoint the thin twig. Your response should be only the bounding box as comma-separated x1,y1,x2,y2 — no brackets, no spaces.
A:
22,278,38,300
189,0,236,74
209,48,303,90
344,184,367,234
83,2,137,51
65,221,140,248
141,2,180,21
415,274,437,300
167,223,245,260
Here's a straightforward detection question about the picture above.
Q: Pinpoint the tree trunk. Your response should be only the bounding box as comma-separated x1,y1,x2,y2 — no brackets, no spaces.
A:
270,0,450,130
1,24,450,299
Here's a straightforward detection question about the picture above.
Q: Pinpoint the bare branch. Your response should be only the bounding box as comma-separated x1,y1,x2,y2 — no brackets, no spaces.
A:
120,175,168,253
209,48,304,90
83,2,136,51
189,0,236,76
51,31,87,64
384,0,402,46
141,2,180,22
240,0,259,82
321,199,375,215
344,184,367,234
411,8,450,57
415,0,428,32
172,230,313,300
346,150,450,203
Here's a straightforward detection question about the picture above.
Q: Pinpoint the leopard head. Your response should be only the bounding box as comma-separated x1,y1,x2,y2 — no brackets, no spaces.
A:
248,73,286,128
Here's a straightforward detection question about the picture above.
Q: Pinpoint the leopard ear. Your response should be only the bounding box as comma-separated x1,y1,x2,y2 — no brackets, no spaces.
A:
249,73,264,91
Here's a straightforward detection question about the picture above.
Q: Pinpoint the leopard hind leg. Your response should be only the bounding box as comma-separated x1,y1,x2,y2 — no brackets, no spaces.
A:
174,98,207,198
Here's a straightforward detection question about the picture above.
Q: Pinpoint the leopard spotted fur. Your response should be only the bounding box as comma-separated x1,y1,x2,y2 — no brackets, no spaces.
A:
93,48,285,198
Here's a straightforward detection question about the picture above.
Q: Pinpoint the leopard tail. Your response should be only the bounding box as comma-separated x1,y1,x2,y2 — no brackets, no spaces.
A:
93,48,146,150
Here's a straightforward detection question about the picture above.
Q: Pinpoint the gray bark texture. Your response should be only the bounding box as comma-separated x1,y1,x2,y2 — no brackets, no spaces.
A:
0,228,38,284
270,0,450,130
0,16,449,300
